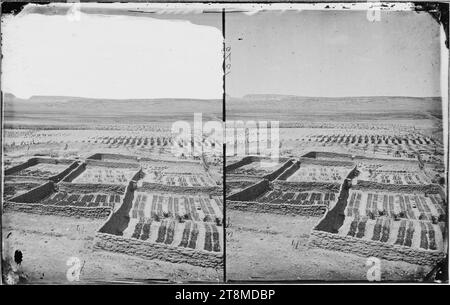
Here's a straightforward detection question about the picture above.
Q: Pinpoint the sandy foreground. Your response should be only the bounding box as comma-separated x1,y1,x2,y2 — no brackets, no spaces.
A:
2,211,223,283
226,210,432,282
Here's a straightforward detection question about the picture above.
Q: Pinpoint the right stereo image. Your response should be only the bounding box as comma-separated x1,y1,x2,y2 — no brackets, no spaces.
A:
225,4,448,282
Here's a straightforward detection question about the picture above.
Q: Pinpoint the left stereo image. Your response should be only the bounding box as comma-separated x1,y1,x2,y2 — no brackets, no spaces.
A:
1,3,224,284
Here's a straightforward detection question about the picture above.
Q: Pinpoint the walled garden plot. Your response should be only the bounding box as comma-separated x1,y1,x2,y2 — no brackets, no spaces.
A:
123,219,222,253
95,179,223,268
256,190,337,207
227,178,338,217
338,216,445,252
283,160,354,184
3,178,42,200
309,178,447,265
4,181,122,218
71,165,137,185
5,157,79,182
131,191,223,224
226,156,292,180
142,173,216,187
345,190,446,221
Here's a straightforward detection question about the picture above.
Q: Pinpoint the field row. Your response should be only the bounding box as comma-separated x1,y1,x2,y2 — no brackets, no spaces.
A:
92,136,173,146
308,134,437,146
131,192,222,223
40,191,121,207
286,165,349,183
142,173,216,187
359,170,431,185
73,167,137,185
346,191,445,221
341,216,442,251
126,219,221,253
14,163,69,178
229,161,282,176
256,190,336,206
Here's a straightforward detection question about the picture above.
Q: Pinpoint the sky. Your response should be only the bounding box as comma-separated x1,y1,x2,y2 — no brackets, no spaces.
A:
1,4,444,100
227,9,443,98
1,3,223,99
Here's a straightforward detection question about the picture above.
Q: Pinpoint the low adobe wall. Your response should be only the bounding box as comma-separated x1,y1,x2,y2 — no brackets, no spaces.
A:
353,180,442,194
50,161,80,182
140,182,220,196
226,180,270,202
9,181,55,203
298,157,355,168
62,163,87,182
309,229,445,266
227,200,327,217
5,157,78,180
3,201,111,219
85,159,140,169
58,182,126,194
94,232,223,269
276,161,300,181
87,153,138,162
273,180,341,193
263,159,294,181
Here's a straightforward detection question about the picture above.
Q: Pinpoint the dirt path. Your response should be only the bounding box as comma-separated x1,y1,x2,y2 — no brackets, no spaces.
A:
2,211,222,283
226,210,431,282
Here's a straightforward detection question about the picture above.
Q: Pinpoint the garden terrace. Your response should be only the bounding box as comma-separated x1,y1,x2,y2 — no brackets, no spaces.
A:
309,168,447,265
3,176,44,200
255,190,337,207
5,157,79,182
142,173,216,187
64,160,140,186
5,181,117,218
226,156,292,180
131,191,223,224
226,178,261,196
227,180,331,216
301,133,443,163
96,180,223,268
87,153,139,163
122,219,222,253
346,190,446,222
338,216,445,252
282,160,354,184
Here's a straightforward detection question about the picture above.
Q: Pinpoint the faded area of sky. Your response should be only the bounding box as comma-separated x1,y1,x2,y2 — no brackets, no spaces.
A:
227,9,442,98
1,4,223,99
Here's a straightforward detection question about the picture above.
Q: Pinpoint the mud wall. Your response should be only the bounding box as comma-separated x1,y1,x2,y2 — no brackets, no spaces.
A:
94,232,223,269
98,180,135,235
140,182,220,196
263,159,294,181
353,181,442,194
4,158,37,175
5,157,75,176
276,161,300,181
309,229,445,266
227,200,327,217
226,180,270,202
299,157,355,168
58,182,126,194
3,201,111,219
87,153,138,162
9,181,54,203
62,163,86,182
85,159,140,169
225,156,253,172
50,161,80,182
273,181,340,193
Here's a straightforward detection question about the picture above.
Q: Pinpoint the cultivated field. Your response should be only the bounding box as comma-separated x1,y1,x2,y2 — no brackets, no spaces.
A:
2,94,223,283
226,94,446,281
